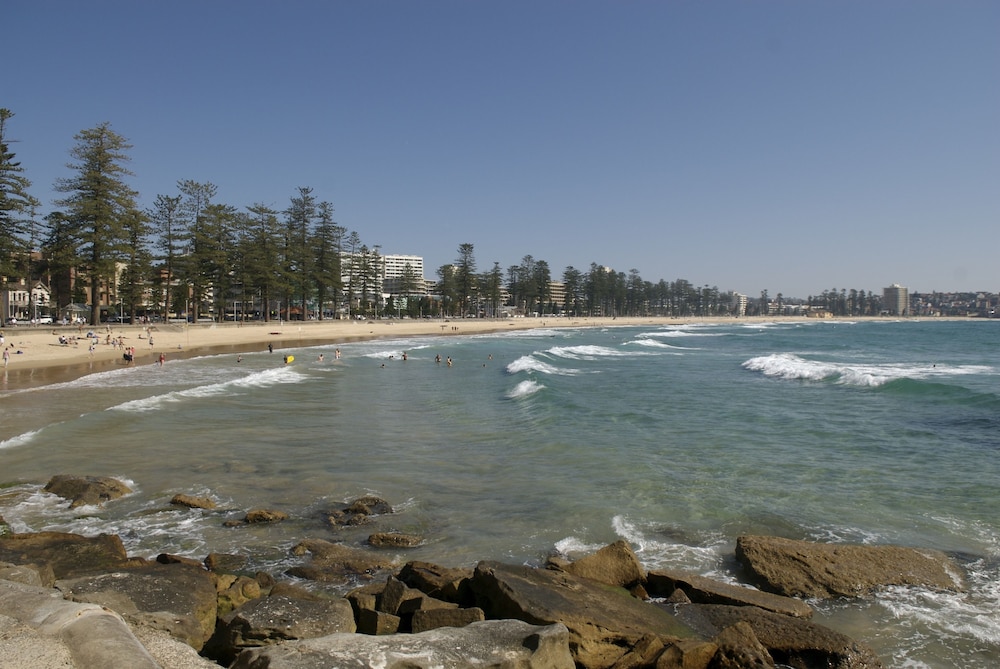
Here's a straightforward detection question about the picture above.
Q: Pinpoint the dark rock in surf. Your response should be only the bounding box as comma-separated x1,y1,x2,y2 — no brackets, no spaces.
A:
170,493,216,510
368,532,423,548
43,474,132,509
327,495,394,527
736,535,964,599
223,508,289,526
286,538,397,583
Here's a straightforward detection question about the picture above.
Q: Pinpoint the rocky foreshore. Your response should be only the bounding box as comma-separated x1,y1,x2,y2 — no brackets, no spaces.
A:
0,476,967,669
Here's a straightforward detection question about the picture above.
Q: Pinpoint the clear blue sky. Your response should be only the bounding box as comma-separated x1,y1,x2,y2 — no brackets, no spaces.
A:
6,1,998,298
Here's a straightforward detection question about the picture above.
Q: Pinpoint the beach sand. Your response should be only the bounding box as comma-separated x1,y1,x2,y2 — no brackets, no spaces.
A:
0,317,676,392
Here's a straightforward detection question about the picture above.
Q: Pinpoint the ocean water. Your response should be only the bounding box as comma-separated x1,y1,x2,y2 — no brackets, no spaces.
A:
1,319,998,667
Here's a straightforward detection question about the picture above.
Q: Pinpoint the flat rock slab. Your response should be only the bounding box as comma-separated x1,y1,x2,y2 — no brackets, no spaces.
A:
0,531,130,580
736,535,965,599
230,619,575,669
471,561,697,669
647,569,814,618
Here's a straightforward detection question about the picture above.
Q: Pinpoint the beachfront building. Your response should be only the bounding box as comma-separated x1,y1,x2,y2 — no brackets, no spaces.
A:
731,292,748,317
1,278,52,323
883,283,909,316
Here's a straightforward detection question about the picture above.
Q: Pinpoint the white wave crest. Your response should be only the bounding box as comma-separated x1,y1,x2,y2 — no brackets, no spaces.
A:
505,355,579,376
547,345,636,360
506,380,544,399
611,515,726,573
627,338,692,351
109,366,306,413
743,354,995,387
0,428,44,450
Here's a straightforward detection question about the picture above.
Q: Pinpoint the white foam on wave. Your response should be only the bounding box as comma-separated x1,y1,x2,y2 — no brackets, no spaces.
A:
643,328,728,339
547,344,638,360
506,380,544,399
878,561,1000,648
611,515,727,574
743,353,995,387
627,338,691,351
109,366,306,413
505,355,580,376
0,428,44,450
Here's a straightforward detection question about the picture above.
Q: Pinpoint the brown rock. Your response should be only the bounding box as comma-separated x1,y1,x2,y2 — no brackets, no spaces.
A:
676,604,883,669
562,540,646,590
656,639,718,669
357,607,402,635
286,538,397,583
711,621,774,669
244,509,288,524
327,495,394,527
736,535,964,599
646,570,813,618
43,475,132,509
397,560,474,604
56,562,219,651
471,561,699,669
170,494,216,510
368,531,423,548
411,606,485,633
0,531,129,580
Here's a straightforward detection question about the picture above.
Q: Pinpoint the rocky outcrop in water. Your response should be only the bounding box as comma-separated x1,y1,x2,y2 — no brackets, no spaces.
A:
43,474,132,509
3,480,973,668
735,534,965,599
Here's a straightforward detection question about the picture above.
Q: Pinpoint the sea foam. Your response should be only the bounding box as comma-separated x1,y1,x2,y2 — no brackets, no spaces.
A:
506,380,544,399
109,366,306,413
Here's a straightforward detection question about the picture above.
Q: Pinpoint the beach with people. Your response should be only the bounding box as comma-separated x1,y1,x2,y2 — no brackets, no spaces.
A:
0,315,759,392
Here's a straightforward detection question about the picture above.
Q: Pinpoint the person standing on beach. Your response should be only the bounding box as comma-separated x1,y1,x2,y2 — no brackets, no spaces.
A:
2,348,8,367
159,352,165,366
268,343,273,353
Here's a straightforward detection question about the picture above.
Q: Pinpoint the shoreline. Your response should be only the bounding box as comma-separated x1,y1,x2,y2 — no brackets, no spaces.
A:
0,315,982,393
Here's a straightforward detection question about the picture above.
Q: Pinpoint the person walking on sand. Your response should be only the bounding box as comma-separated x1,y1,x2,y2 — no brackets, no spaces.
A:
2,348,8,367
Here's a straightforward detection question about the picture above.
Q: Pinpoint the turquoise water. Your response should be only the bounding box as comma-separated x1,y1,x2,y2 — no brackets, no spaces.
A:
2,319,998,667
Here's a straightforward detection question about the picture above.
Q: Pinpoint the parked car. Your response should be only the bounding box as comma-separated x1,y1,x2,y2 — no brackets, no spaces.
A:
35,316,54,324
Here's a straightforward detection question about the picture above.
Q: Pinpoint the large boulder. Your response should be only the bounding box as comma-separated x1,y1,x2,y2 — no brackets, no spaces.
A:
230,619,575,669
211,592,356,663
43,475,132,508
647,570,813,618
470,560,698,669
676,603,883,669
0,531,133,580
736,535,964,599
396,560,474,604
55,562,219,651
560,539,646,590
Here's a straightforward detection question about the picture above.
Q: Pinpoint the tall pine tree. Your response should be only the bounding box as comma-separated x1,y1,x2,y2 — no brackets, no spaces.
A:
53,122,141,325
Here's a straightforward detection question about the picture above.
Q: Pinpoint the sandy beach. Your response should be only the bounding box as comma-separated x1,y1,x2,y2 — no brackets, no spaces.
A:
0,316,687,392
1,315,972,393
